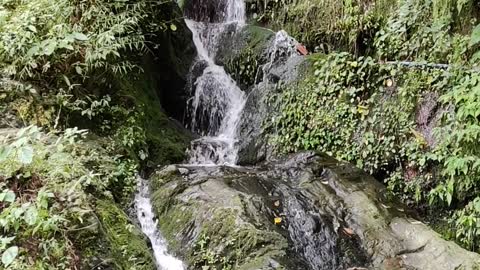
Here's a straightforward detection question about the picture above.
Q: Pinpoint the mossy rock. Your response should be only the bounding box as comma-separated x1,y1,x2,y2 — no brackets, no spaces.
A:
190,208,288,269
95,200,156,270
216,25,275,91
149,166,294,269
117,66,192,167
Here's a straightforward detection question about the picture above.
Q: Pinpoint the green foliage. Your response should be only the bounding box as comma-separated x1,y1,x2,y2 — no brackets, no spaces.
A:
0,0,168,80
267,0,480,251
248,0,394,53
0,0,179,136
226,48,259,88
0,126,142,268
268,53,418,174
453,198,480,250
374,0,476,63
0,0,188,268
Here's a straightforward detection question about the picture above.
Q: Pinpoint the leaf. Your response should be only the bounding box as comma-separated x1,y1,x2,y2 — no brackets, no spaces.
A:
0,190,16,203
170,24,177,31
24,206,38,226
43,41,57,56
75,66,83,75
2,246,18,267
0,146,12,162
18,146,33,165
63,75,71,87
469,24,480,47
27,25,37,33
471,51,480,64
72,32,89,41
27,45,39,57
446,192,453,206
0,237,15,250
274,217,282,224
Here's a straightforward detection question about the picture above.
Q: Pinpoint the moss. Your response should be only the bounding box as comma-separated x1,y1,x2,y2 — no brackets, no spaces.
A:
149,166,183,191
189,208,288,269
117,67,191,167
158,203,194,251
149,170,193,251
241,26,275,55
222,25,274,89
95,200,156,270
248,0,396,54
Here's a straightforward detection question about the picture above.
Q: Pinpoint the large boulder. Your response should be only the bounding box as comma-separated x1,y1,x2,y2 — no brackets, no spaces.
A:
149,152,480,270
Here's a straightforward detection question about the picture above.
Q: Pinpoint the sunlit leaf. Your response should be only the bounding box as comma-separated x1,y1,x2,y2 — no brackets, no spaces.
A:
0,190,15,203
24,206,38,226
18,146,34,165
72,32,89,41
469,24,480,47
2,246,18,267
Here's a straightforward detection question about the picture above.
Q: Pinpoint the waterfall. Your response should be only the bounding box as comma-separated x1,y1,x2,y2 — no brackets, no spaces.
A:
134,1,248,269
185,0,247,165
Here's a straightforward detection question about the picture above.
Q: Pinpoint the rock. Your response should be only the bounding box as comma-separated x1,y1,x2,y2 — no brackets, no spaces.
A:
149,152,480,269
93,200,156,270
145,1,197,122
213,24,311,165
390,218,480,269
183,0,228,23
178,167,189,175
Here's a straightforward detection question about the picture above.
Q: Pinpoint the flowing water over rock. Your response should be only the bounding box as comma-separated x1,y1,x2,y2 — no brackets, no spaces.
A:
135,178,185,270
149,152,480,270
184,0,246,165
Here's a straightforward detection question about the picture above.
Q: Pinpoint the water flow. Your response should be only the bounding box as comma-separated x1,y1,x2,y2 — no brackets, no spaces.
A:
185,0,247,165
135,178,185,270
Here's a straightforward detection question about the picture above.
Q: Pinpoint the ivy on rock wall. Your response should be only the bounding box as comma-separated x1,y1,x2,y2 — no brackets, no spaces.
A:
267,0,480,251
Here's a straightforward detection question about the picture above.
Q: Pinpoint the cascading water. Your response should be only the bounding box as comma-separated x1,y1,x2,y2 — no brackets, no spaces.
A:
134,2,248,269
135,178,185,270
185,0,247,165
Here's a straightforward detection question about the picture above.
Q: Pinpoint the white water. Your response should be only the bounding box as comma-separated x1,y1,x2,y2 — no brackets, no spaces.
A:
135,178,185,270
185,0,247,165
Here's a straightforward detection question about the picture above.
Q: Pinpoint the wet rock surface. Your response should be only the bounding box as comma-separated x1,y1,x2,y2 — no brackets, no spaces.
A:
149,151,480,269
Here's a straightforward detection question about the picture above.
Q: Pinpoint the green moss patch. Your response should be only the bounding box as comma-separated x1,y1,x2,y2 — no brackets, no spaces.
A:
95,200,156,270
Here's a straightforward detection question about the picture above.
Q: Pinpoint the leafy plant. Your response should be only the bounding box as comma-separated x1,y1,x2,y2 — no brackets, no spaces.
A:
0,126,140,268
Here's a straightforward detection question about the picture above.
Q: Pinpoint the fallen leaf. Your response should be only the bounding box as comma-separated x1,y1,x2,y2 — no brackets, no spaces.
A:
342,227,354,236
274,217,282,225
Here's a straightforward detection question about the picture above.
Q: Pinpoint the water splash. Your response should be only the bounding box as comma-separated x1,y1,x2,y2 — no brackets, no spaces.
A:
135,177,185,270
184,0,247,165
